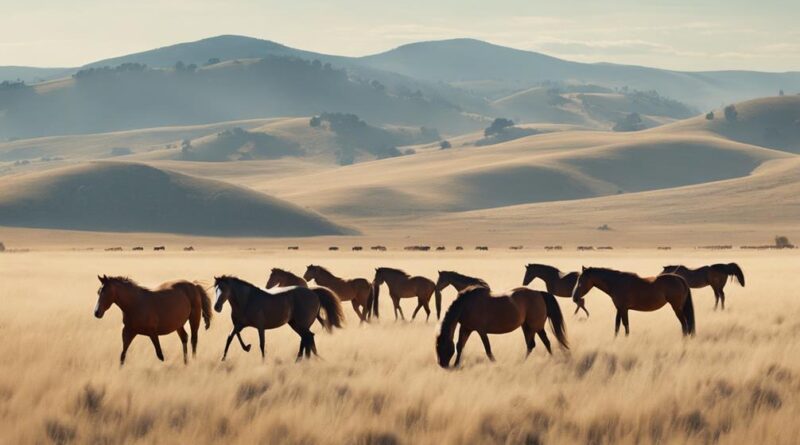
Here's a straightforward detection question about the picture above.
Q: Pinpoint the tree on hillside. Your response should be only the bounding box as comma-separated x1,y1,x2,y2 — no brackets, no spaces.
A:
775,235,794,249
706,111,715,120
309,116,322,127
485,118,514,137
206,58,220,66
440,140,452,149
613,112,645,132
724,104,738,122
779,89,785,96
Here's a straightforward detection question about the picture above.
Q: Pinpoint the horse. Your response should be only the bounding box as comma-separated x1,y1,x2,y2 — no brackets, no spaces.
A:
436,286,568,368
372,267,440,321
523,263,589,317
572,267,695,337
435,270,489,294
214,276,343,362
94,275,212,365
303,265,373,322
661,263,745,310
266,268,308,289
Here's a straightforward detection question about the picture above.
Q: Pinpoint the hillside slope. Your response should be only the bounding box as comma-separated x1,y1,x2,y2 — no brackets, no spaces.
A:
0,162,352,236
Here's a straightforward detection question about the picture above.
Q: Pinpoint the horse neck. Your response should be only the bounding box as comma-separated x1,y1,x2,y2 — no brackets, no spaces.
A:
534,267,560,284
591,270,623,295
229,282,253,311
113,285,141,313
380,271,405,289
313,270,341,286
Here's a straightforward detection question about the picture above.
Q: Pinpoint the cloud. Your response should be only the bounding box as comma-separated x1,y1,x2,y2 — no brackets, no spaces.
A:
531,38,692,57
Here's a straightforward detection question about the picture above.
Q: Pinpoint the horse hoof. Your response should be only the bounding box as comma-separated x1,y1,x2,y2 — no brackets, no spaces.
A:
244,345,252,352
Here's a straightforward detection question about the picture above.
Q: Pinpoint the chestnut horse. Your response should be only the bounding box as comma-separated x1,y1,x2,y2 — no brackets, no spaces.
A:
436,286,568,368
661,263,744,310
303,265,372,322
523,263,589,317
266,268,308,289
572,267,695,337
435,270,489,294
214,275,343,361
94,275,212,365
372,267,440,321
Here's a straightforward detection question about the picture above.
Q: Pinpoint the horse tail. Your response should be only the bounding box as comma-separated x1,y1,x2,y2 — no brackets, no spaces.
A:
435,286,442,320
725,263,745,287
312,286,344,332
682,284,696,336
194,283,213,329
542,292,569,349
371,279,380,319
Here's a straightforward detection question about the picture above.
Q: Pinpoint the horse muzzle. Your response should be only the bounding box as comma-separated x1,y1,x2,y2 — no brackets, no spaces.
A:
94,309,104,319
214,302,224,313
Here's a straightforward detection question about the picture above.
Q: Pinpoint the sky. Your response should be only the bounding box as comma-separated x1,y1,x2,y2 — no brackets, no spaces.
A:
1,0,799,72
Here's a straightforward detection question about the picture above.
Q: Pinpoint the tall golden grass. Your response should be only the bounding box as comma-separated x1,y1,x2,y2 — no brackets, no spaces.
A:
0,250,797,444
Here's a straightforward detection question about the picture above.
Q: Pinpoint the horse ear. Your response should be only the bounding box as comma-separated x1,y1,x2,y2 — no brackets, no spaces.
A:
98,275,104,283
582,266,587,271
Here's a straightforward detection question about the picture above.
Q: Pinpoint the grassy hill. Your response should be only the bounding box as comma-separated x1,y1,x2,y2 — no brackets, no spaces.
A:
0,162,352,236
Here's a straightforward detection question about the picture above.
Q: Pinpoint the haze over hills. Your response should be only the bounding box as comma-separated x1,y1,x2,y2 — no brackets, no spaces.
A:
0,162,352,236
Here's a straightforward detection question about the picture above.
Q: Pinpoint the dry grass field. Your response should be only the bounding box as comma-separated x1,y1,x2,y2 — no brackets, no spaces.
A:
1,248,798,445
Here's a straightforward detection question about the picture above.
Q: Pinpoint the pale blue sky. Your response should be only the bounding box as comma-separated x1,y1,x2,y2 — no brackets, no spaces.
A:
1,0,798,71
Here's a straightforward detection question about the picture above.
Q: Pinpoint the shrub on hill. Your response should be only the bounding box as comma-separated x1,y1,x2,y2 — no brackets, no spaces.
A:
724,104,738,122
613,112,646,132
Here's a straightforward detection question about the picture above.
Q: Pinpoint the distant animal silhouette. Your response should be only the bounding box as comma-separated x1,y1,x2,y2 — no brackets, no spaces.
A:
436,286,568,368
304,265,372,322
214,275,343,362
572,267,694,337
352,246,363,251
475,246,489,251
372,267,440,321
94,275,212,365
287,246,300,250
154,246,166,251
523,264,589,316
661,263,744,310
132,246,144,251
183,246,195,251
328,246,339,251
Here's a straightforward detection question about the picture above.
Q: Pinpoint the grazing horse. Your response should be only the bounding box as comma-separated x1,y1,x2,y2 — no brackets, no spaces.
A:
94,275,212,365
661,264,745,310
572,267,695,337
436,286,568,368
523,263,589,317
303,265,372,322
266,268,308,289
372,267,440,321
435,270,489,294
214,276,343,362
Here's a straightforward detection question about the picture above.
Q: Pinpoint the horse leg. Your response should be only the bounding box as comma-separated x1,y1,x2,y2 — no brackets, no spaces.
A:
176,328,188,365
621,309,630,336
236,332,251,352
296,335,306,362
537,330,552,355
351,300,365,323
149,335,165,362
614,311,622,337
579,300,590,317
719,288,726,310
258,328,266,362
412,301,424,320
120,327,135,366
423,301,431,322
222,325,243,361
453,326,472,367
713,287,720,310
478,332,495,362
306,332,317,357
670,303,688,335
396,298,406,321
522,324,535,358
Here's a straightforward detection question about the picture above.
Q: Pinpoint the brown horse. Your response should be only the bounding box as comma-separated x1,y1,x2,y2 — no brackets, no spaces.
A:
303,265,372,322
372,267,440,321
523,263,589,317
94,275,212,365
214,276,343,361
435,270,489,294
572,267,695,337
266,268,308,289
661,263,745,310
436,286,568,368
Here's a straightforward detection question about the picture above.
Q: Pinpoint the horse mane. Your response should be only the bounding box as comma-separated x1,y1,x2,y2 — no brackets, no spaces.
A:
272,268,301,278
436,285,487,341
309,264,335,279
441,270,488,287
376,267,410,279
216,275,262,295
585,267,641,280
527,263,564,278
104,276,144,289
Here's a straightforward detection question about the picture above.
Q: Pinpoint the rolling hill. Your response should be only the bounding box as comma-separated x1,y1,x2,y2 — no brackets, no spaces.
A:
0,162,352,236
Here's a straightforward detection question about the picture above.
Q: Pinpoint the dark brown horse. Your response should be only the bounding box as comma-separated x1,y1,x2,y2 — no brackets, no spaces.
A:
523,263,589,317
372,267,440,321
94,275,212,365
435,270,489,294
303,265,372,322
266,268,308,289
661,263,744,310
572,267,695,337
436,286,568,368
214,276,343,361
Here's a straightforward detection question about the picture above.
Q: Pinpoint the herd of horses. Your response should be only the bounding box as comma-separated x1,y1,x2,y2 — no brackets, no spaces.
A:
93,262,745,368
